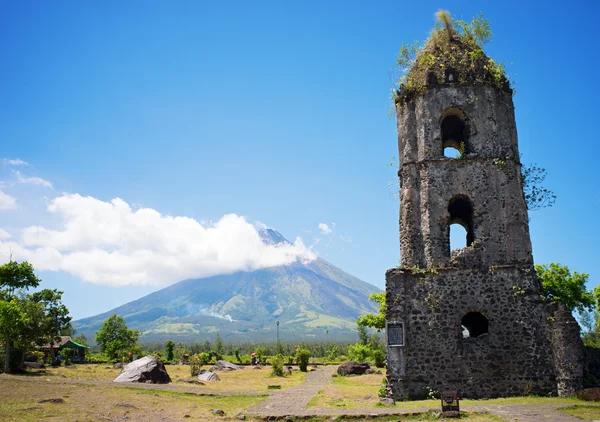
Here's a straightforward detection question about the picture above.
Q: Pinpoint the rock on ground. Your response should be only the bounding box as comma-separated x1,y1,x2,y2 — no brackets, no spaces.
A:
211,360,243,371
113,356,171,384
198,371,220,381
337,361,371,376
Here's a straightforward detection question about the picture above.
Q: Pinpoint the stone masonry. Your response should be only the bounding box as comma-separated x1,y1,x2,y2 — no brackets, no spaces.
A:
385,52,571,398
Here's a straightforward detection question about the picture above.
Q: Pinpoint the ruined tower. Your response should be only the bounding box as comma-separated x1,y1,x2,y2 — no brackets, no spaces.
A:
385,27,557,399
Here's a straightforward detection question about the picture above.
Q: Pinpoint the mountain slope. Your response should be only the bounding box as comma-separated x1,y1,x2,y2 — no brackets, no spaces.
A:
74,229,382,343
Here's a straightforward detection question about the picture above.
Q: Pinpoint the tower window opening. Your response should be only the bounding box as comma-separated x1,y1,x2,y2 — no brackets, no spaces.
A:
450,223,468,251
448,196,474,250
461,312,488,338
444,147,461,159
441,112,467,157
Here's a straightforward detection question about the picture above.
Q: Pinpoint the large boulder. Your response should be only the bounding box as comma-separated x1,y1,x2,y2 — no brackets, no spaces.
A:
211,360,243,371
198,371,220,381
337,361,371,376
114,356,171,384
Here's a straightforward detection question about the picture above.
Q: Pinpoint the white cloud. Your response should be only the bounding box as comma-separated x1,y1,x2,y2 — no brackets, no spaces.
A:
318,223,332,235
1,194,316,286
14,171,53,188
0,229,11,239
340,235,352,243
0,190,16,210
2,158,29,166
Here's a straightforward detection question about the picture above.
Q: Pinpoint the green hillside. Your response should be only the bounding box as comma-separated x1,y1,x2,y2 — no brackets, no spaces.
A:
74,230,382,343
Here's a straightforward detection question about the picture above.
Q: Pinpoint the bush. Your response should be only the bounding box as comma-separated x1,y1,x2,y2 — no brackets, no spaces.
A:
27,351,45,363
86,352,110,363
575,388,600,401
271,354,284,377
348,343,372,363
378,379,388,398
296,349,310,372
372,350,386,368
190,355,201,377
59,348,72,365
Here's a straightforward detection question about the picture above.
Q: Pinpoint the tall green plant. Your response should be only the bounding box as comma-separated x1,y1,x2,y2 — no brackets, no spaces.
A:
295,349,310,372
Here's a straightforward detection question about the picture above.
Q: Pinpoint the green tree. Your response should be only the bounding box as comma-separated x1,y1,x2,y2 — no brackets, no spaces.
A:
0,261,40,296
214,332,224,356
165,340,175,361
74,333,88,346
357,292,386,331
347,343,372,363
357,324,369,345
30,289,71,361
95,314,141,361
536,263,594,313
0,260,45,372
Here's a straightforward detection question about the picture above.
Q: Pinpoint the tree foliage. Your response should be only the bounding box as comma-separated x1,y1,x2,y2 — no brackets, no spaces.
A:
0,260,40,296
95,314,141,361
522,163,556,211
165,340,175,361
536,263,594,313
30,289,71,354
357,293,386,331
0,261,69,373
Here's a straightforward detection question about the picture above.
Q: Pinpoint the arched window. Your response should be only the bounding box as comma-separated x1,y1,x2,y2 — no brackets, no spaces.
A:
448,195,474,250
441,108,468,158
461,312,488,338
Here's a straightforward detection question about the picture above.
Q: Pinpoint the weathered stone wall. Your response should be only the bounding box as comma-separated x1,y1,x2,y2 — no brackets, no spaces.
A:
550,305,584,396
386,265,556,399
397,85,531,269
388,80,580,400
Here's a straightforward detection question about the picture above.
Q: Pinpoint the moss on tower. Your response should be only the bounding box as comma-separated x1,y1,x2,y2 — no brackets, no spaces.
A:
394,12,511,105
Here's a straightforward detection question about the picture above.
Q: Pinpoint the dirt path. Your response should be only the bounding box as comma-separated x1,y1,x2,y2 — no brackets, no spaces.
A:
245,366,584,421
246,365,337,416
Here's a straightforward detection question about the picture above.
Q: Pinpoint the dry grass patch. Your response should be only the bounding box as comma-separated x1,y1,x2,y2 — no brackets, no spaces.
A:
0,375,266,421
32,363,307,393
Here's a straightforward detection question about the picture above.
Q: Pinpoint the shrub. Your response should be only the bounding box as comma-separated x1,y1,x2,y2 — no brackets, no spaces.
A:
575,388,600,401
234,348,241,364
348,343,372,363
378,378,388,398
271,354,284,377
28,351,45,363
59,348,72,365
372,350,386,368
190,354,201,376
296,349,310,372
86,352,110,363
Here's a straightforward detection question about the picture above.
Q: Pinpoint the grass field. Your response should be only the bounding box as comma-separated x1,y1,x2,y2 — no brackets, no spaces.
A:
3,364,600,421
308,371,600,413
0,375,266,421
31,363,307,393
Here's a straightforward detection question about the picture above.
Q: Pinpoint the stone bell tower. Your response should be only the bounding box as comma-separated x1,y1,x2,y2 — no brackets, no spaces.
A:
385,30,557,399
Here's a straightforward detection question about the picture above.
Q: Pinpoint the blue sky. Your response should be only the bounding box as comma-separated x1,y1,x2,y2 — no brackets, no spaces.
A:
0,0,598,320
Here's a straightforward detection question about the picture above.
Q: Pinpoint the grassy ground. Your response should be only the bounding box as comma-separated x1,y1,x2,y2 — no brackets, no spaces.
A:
292,412,504,421
31,363,307,393
0,376,266,421
308,372,600,411
559,404,600,420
